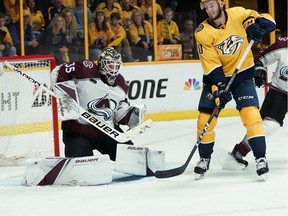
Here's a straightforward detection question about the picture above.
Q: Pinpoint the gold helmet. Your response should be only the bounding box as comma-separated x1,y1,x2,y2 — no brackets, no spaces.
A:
200,0,225,10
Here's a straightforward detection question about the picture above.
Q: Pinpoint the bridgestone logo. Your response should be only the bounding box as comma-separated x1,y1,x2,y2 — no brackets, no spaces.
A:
81,112,120,138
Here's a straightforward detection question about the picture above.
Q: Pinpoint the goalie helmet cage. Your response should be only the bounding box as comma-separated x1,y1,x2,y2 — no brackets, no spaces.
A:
0,55,60,166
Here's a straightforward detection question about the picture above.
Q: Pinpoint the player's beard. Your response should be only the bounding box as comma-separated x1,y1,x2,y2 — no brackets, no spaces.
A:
209,4,223,21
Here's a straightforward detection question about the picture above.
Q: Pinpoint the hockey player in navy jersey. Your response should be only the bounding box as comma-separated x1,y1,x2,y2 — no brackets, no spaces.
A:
194,0,276,179
225,31,288,169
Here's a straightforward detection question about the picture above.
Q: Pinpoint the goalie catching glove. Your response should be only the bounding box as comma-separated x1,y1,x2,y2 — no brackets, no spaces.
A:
211,82,232,108
114,102,147,128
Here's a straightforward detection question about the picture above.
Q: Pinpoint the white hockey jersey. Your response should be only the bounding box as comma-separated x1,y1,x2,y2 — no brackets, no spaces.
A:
255,36,288,93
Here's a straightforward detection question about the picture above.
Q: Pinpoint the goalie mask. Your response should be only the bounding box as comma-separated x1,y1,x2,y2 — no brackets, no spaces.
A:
200,0,224,10
98,48,122,86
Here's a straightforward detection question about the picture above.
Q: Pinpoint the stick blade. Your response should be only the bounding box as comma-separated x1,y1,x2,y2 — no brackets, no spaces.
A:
155,166,186,179
155,145,198,179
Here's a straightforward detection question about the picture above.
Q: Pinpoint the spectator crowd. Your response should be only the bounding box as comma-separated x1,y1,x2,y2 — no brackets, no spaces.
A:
0,0,197,64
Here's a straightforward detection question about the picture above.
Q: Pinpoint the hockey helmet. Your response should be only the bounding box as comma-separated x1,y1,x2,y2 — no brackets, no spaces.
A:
98,47,122,85
200,0,225,10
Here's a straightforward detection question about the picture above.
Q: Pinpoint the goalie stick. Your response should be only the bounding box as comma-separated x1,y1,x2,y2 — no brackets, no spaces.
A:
155,40,255,179
3,61,152,143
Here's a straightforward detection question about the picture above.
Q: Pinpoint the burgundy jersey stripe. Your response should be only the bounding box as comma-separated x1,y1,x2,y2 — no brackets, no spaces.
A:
38,159,68,185
57,83,77,101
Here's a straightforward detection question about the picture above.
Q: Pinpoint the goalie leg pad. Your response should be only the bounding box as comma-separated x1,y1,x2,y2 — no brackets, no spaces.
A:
197,112,217,144
147,149,165,175
23,155,112,186
240,106,265,139
114,144,165,176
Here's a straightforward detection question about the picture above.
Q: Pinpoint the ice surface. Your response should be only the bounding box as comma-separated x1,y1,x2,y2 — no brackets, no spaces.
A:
0,117,287,216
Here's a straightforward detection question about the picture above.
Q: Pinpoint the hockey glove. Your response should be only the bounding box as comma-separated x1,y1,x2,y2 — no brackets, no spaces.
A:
57,95,81,120
212,83,232,108
245,21,265,43
127,104,147,128
54,81,81,121
254,62,267,88
114,102,147,128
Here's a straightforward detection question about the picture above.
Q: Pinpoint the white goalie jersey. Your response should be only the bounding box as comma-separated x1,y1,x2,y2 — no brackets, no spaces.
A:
51,60,146,138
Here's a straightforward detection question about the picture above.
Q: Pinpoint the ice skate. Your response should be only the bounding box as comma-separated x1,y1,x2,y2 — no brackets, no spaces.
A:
223,144,248,170
256,157,269,181
194,158,210,180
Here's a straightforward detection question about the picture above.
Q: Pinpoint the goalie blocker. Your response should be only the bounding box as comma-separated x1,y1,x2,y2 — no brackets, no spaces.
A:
23,146,165,186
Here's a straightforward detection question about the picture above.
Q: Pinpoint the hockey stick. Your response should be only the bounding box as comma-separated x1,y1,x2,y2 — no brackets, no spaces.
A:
263,80,287,95
3,61,152,143
155,40,255,178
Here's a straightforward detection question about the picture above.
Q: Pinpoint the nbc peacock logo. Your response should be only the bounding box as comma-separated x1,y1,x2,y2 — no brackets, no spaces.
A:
184,78,201,90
